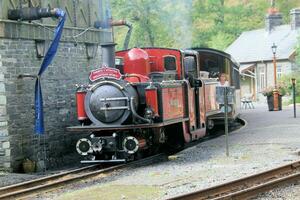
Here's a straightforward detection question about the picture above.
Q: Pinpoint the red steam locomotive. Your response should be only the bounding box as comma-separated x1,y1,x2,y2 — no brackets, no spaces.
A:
67,44,240,163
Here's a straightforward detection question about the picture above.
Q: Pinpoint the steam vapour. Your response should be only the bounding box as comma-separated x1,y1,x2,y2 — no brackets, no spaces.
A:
160,0,193,48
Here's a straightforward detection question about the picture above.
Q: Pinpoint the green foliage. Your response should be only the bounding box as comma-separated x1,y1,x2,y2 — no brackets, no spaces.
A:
292,96,300,104
111,0,300,51
261,84,287,96
279,72,300,96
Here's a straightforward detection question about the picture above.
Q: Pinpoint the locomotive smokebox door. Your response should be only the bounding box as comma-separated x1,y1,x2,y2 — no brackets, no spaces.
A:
84,80,138,126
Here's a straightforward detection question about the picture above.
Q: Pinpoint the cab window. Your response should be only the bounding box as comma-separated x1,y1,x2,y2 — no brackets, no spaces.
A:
164,56,176,71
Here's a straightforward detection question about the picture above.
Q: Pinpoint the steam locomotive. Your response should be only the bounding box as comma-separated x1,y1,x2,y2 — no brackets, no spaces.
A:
67,44,240,163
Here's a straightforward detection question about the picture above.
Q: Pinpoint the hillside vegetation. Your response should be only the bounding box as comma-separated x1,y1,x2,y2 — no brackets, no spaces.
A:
111,0,300,51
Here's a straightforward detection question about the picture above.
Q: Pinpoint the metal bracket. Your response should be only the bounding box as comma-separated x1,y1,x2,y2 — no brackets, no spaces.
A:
18,74,37,79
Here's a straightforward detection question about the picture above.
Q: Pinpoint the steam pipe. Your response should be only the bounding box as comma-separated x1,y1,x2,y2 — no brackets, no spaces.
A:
8,7,62,21
110,20,132,50
94,19,133,50
130,97,151,124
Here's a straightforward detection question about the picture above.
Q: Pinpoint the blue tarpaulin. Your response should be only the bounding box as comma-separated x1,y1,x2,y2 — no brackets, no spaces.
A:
35,9,66,134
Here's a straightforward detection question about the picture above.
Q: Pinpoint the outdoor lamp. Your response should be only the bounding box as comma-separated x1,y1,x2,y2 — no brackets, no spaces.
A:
271,43,277,55
271,42,280,111
292,78,296,85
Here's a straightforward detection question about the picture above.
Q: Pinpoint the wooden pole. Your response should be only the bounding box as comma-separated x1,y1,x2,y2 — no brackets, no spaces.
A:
273,54,277,88
273,53,279,111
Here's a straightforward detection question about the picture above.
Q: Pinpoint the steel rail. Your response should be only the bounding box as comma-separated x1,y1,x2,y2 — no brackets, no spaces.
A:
0,154,166,200
0,164,101,196
168,160,300,200
0,118,245,200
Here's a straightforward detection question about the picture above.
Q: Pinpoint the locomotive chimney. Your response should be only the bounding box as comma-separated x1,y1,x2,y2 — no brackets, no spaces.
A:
101,43,116,68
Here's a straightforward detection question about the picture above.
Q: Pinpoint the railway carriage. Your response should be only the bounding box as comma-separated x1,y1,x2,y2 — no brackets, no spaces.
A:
192,48,241,129
68,45,240,163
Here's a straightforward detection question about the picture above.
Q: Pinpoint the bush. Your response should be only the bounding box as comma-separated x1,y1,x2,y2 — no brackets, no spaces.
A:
288,96,300,104
279,72,300,96
261,84,287,96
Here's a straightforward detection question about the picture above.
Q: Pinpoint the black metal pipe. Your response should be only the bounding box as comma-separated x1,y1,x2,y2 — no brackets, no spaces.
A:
130,97,151,124
292,78,296,118
123,22,132,50
101,43,116,68
18,74,38,79
8,7,57,21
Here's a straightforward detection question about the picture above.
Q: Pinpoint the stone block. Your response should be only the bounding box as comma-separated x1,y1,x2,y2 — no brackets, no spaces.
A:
5,149,10,157
2,141,9,149
0,149,4,156
0,95,6,105
1,58,17,63
0,155,10,162
3,162,10,169
0,83,5,93
0,121,7,127
0,116,8,122
0,129,8,137
0,106,6,116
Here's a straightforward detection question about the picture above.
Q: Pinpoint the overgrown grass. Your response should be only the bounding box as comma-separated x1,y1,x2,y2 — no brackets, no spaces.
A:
56,184,162,200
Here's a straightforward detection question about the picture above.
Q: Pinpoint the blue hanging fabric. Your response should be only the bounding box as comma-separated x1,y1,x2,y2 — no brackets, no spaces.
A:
35,9,66,134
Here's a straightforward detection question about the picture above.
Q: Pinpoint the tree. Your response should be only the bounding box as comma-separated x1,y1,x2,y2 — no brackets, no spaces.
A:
111,0,300,51
111,0,171,49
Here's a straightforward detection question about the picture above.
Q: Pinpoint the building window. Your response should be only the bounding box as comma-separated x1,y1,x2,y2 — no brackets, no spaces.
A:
277,65,282,80
259,71,265,91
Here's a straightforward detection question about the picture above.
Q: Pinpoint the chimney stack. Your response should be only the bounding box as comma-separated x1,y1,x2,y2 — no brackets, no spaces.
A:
265,12,283,32
290,8,300,30
265,1,283,32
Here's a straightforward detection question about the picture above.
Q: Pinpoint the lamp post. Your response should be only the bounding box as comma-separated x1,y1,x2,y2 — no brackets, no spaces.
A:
292,78,296,118
271,43,279,111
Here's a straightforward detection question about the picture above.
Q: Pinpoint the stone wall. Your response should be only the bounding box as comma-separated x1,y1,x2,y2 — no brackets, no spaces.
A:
0,36,106,172
0,0,113,172
0,59,9,169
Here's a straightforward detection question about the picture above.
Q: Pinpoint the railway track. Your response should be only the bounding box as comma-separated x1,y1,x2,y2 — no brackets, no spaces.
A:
0,154,166,200
169,160,300,200
0,119,245,200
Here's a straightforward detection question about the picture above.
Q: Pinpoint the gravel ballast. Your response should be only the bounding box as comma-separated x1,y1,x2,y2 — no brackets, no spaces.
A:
53,104,300,200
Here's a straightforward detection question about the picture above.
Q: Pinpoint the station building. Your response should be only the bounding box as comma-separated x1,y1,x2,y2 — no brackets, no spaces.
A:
226,8,300,101
0,0,111,172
